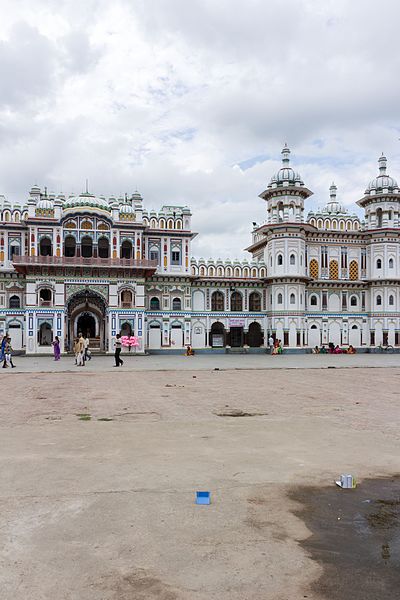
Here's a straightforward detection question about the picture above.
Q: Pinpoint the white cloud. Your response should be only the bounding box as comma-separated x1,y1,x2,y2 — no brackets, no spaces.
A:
0,0,400,257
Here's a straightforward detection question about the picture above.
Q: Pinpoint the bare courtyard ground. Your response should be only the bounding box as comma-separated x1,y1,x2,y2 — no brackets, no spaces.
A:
1,365,400,599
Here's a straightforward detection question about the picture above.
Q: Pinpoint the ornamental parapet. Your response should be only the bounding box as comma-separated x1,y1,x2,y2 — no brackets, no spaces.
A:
191,258,267,279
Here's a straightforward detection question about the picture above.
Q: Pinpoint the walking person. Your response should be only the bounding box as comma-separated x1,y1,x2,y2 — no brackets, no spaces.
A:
0,333,7,363
268,334,274,354
84,334,91,361
114,333,124,367
77,332,85,366
2,337,15,368
52,336,61,361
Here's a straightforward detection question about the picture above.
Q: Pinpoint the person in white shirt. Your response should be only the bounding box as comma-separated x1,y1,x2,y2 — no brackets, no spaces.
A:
84,336,91,361
268,335,274,354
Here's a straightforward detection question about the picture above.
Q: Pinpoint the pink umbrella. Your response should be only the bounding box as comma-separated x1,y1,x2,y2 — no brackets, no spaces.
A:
121,335,139,352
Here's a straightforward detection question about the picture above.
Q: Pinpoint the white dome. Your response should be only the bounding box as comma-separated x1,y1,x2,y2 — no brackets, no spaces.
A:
63,192,111,213
268,145,304,188
119,202,135,214
36,198,54,210
365,155,399,195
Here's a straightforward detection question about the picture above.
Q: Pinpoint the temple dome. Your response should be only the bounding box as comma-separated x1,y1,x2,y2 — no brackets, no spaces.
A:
268,144,304,188
63,192,111,212
36,198,54,210
365,154,399,195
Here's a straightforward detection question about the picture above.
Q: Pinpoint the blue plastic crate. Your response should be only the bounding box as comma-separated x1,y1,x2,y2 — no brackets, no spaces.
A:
196,491,211,505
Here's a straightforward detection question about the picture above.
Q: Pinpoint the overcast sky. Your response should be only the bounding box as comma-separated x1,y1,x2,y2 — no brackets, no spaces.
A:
1,0,400,258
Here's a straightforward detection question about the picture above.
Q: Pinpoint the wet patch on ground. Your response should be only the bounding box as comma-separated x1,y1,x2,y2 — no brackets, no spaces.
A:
290,476,400,599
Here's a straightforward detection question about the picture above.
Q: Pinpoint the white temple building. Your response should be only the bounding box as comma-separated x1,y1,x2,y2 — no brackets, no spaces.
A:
0,146,399,353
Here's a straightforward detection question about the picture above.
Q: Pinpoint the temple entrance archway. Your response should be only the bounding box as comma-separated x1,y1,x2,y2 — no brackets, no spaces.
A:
77,313,97,338
67,289,107,352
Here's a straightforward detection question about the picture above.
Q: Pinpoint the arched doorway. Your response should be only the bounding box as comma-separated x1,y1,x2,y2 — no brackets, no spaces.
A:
67,289,107,351
210,322,225,347
77,313,96,338
247,322,263,347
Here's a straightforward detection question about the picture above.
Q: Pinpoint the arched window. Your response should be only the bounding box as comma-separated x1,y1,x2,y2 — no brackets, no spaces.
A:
3,211,11,222
64,235,76,257
309,259,319,279
149,246,159,263
376,258,382,269
329,260,339,280
225,266,232,277
167,219,174,229
39,288,52,306
172,297,182,310
150,297,160,310
9,243,20,259
349,260,359,280
290,254,295,265
340,221,344,230
310,295,318,306
121,289,133,307
389,258,394,269
350,295,357,307
121,240,132,259
39,237,52,257
39,322,52,346
249,292,261,312
277,202,284,222
230,291,243,311
200,266,206,276
376,294,382,306
217,267,223,277
171,245,181,265
81,236,93,258
211,291,224,311
98,237,109,258
208,266,215,277
376,208,383,228
277,254,283,266
234,267,241,277
159,219,166,229
389,295,394,306
290,293,296,304
14,212,20,223
9,295,20,308
317,219,323,229
277,293,283,305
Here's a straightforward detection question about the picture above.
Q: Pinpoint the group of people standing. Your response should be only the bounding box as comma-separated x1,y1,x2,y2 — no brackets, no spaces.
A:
72,333,92,366
268,336,283,355
1,334,15,368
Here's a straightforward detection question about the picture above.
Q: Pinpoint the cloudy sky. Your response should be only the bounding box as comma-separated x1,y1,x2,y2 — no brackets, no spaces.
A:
1,0,400,258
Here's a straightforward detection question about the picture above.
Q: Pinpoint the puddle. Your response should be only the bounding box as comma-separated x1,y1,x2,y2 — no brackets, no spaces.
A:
290,476,400,599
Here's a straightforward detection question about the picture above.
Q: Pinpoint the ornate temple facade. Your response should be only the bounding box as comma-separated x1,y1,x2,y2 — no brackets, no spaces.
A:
0,147,399,353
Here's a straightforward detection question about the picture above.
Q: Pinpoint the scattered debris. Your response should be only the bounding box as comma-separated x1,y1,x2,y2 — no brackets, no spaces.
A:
196,491,211,505
336,474,356,489
214,409,268,417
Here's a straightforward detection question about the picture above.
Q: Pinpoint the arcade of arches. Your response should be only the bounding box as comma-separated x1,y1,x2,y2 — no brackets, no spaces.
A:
209,321,264,348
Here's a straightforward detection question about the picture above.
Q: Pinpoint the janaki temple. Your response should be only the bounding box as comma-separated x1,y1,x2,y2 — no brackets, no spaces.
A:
1,146,400,354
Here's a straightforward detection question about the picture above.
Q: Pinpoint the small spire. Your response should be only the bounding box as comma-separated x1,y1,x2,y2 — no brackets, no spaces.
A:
85,179,89,194
378,153,387,174
281,143,290,166
329,182,337,198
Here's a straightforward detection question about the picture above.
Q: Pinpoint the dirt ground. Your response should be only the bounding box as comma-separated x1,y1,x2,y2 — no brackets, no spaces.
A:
1,367,400,599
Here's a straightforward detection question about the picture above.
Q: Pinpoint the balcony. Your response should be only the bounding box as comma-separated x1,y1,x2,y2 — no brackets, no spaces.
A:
13,255,158,275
